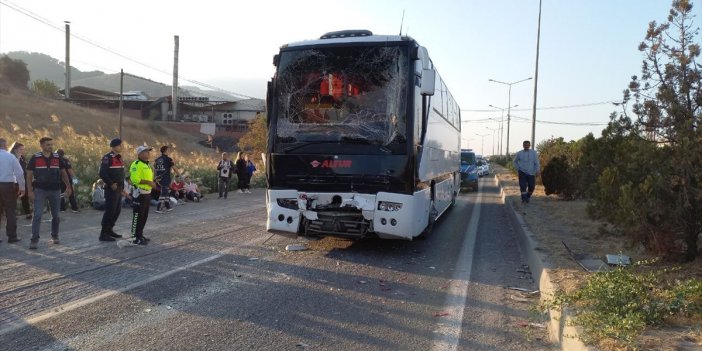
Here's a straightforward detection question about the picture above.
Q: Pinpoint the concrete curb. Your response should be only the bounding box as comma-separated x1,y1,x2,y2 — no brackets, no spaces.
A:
494,174,592,351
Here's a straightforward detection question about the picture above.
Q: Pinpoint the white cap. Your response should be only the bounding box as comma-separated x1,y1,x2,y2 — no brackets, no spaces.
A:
136,145,153,155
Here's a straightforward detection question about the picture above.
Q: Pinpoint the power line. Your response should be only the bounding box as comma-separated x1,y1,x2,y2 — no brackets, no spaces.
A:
460,100,619,112
0,0,258,101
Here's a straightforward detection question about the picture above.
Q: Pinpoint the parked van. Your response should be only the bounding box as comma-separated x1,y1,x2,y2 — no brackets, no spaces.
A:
460,149,478,191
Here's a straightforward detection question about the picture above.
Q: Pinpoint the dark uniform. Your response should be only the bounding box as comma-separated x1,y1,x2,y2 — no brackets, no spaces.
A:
99,151,125,240
59,155,79,212
27,152,67,243
154,154,174,212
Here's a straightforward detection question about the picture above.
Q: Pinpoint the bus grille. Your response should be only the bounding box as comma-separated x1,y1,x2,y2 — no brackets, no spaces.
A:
304,211,370,238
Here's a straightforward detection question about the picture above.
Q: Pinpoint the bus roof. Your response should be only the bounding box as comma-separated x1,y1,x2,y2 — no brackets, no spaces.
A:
283,32,414,49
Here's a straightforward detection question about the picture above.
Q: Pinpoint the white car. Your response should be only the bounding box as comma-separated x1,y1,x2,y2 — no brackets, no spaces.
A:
477,159,490,176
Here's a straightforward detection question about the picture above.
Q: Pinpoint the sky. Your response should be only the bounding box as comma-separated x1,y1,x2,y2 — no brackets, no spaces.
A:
1,0,700,155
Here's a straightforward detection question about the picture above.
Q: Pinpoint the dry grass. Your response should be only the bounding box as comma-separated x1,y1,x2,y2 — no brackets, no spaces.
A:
495,166,702,350
0,84,221,204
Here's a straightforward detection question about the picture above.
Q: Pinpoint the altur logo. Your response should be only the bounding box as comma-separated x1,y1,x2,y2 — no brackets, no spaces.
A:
310,160,352,168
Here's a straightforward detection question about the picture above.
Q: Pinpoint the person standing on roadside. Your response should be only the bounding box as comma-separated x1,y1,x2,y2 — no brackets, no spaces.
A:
26,137,72,249
9,142,31,219
217,152,234,199
98,138,127,241
130,146,157,245
245,155,256,192
0,138,25,244
154,145,180,214
513,140,540,204
235,152,248,194
57,149,80,213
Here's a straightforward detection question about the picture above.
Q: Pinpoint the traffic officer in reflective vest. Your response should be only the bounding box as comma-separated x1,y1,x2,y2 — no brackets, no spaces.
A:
98,138,126,241
26,137,71,249
129,145,157,245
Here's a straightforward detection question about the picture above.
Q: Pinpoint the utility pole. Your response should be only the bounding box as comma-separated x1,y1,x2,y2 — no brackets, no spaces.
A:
119,69,124,139
531,0,543,150
172,35,179,121
64,21,71,99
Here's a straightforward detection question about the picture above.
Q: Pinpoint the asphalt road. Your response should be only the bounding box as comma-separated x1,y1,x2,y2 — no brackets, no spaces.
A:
0,177,553,351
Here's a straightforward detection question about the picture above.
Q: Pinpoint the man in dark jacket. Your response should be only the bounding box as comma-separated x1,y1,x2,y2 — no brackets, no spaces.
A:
98,138,126,241
57,149,79,213
154,145,179,213
26,137,71,249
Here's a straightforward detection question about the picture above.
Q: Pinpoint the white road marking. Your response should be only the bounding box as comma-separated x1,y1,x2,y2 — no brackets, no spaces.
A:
431,179,485,351
0,235,268,336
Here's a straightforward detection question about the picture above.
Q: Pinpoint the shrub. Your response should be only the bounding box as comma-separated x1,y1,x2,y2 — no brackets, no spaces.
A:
541,155,578,199
546,264,702,350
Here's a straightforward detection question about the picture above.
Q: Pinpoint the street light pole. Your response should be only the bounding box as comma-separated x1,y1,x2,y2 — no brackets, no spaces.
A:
486,127,499,156
475,133,489,156
531,0,543,150
489,104,518,157
489,77,532,158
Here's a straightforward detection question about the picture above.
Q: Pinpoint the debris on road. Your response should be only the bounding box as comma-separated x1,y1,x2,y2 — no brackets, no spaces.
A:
433,311,450,317
510,295,530,303
248,257,259,261
358,280,367,284
506,286,540,296
605,253,631,266
562,241,609,272
295,342,309,348
285,244,308,251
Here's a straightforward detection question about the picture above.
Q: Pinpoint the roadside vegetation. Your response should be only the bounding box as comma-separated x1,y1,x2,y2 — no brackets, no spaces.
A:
538,0,701,262
520,1,702,349
0,75,224,206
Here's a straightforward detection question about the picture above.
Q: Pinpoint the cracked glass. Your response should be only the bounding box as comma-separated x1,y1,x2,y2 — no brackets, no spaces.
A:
274,45,408,153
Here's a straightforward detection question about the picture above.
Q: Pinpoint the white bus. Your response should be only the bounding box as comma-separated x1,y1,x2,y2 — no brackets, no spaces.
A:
265,30,461,240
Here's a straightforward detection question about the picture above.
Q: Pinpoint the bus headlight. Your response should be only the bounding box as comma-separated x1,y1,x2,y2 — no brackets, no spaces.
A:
378,201,402,211
276,198,299,210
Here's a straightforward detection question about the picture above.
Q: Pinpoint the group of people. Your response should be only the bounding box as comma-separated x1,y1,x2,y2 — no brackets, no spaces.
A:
0,135,259,249
216,151,255,199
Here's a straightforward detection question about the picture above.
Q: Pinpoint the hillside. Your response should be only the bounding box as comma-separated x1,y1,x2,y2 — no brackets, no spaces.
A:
5,51,104,87
3,51,240,100
0,80,222,204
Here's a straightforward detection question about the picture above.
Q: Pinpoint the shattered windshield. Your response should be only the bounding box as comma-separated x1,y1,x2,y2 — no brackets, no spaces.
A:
274,45,408,152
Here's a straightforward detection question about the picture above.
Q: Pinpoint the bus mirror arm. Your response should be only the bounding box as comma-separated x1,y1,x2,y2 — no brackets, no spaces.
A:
420,69,435,96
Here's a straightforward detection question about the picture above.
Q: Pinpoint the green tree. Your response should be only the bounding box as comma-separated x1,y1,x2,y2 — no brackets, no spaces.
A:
31,79,60,98
610,0,701,260
237,113,268,166
0,55,30,88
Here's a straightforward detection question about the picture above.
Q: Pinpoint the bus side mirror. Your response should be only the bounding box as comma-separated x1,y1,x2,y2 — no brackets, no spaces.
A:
421,69,435,96
272,54,279,66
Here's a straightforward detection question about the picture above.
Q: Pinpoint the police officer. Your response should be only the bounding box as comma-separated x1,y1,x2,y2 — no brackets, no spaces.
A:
154,145,180,213
130,145,157,245
98,138,127,241
26,137,71,249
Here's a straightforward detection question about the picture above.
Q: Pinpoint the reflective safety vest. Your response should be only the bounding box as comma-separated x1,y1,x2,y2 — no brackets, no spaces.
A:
129,159,154,194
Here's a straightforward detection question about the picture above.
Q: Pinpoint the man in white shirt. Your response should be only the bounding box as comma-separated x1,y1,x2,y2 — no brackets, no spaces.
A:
0,138,26,243
513,140,540,204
